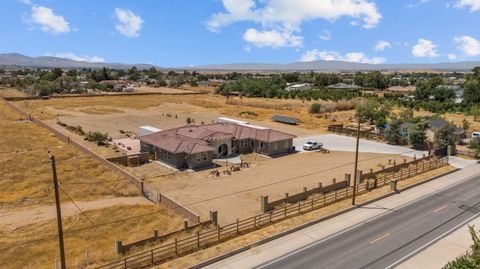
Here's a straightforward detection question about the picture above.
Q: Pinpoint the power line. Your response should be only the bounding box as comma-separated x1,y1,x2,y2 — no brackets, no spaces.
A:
58,185,97,229
61,148,424,235
0,148,426,250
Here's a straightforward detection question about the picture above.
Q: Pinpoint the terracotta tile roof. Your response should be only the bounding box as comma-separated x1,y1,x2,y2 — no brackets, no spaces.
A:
139,123,296,154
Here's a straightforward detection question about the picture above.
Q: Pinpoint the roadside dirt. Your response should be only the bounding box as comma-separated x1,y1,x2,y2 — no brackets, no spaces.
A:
0,196,151,229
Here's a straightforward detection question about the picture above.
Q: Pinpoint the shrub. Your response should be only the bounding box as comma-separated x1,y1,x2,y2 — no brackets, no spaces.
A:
309,103,321,114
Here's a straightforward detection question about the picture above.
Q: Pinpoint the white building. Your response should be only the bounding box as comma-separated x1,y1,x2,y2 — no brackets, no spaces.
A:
286,83,312,91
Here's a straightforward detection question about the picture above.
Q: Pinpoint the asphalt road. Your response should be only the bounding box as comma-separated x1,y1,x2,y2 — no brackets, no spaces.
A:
255,175,480,269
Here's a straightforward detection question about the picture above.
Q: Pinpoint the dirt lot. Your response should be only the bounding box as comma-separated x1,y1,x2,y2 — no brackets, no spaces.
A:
143,151,411,223
0,100,184,268
14,94,356,139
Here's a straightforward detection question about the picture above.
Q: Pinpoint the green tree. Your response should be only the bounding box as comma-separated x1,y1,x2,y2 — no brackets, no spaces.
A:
435,124,458,147
469,138,480,155
414,80,432,100
464,80,480,104
384,119,403,145
355,99,391,125
409,122,429,150
363,71,388,89
433,86,456,102
443,226,480,269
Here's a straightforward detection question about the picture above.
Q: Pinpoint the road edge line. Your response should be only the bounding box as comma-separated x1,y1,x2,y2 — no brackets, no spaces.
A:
187,168,460,269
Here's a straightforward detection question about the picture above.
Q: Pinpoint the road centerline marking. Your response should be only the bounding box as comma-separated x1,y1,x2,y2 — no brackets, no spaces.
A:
434,205,448,213
370,232,391,244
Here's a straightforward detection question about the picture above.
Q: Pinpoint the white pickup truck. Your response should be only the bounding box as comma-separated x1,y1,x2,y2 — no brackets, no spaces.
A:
303,141,323,151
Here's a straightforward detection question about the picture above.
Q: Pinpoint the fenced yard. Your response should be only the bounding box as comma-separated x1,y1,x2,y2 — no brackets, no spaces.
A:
95,156,448,269
328,124,384,141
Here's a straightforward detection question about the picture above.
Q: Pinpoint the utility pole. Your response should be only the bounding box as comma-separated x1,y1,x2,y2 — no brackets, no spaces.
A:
50,153,67,269
352,116,361,205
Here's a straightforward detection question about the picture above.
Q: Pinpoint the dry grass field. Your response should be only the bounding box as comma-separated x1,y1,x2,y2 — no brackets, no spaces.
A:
0,87,28,97
0,100,184,268
14,94,356,141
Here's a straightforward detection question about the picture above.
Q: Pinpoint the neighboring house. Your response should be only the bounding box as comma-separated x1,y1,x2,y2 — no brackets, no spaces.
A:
399,122,415,137
425,119,465,142
326,83,362,90
286,83,312,91
139,123,296,169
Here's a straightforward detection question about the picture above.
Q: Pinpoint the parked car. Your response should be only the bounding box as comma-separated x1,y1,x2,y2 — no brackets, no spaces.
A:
472,132,480,139
303,141,323,151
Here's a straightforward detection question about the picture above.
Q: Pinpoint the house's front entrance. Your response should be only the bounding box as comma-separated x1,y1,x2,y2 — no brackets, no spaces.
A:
218,144,228,157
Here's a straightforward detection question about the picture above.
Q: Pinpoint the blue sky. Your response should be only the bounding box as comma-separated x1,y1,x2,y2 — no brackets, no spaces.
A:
0,0,479,67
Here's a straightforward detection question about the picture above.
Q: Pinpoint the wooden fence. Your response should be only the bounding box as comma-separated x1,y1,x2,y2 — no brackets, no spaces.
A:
95,156,448,269
455,149,479,159
328,124,384,140
1,98,201,224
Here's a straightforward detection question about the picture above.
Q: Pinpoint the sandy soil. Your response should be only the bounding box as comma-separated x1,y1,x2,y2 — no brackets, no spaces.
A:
0,197,151,229
145,151,411,223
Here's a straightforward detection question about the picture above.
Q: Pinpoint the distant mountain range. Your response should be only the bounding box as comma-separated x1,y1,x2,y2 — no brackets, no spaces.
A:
0,53,156,70
1,53,479,72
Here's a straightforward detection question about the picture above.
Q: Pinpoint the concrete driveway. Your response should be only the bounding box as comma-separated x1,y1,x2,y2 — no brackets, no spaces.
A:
293,134,476,169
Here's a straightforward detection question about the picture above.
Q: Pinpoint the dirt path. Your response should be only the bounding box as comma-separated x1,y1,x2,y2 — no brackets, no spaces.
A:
0,196,151,228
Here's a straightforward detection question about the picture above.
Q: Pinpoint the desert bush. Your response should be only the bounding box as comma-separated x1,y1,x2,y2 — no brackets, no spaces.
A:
309,103,321,114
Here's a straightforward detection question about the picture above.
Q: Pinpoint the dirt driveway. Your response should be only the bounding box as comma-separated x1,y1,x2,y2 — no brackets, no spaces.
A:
145,151,410,224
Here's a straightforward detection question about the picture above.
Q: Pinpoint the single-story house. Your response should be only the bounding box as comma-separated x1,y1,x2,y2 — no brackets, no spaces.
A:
139,123,296,169
399,119,464,142
399,122,416,137
426,119,465,142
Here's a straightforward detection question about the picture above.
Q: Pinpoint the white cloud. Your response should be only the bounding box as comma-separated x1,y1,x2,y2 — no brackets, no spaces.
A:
207,0,381,48
114,8,144,38
300,49,385,64
412,39,439,58
243,28,303,48
19,0,33,5
374,40,391,51
456,0,480,11
30,6,70,34
454,35,480,56
448,53,458,60
50,52,106,63
319,30,332,41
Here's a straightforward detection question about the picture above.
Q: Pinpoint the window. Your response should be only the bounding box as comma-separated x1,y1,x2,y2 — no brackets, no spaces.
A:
240,140,248,148
273,142,277,150
164,151,171,160
202,153,208,161
196,153,201,162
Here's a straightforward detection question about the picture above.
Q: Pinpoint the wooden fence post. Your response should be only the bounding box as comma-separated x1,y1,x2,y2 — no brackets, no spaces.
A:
284,206,287,218
217,225,221,240
150,249,154,265
236,218,240,234
174,238,178,255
